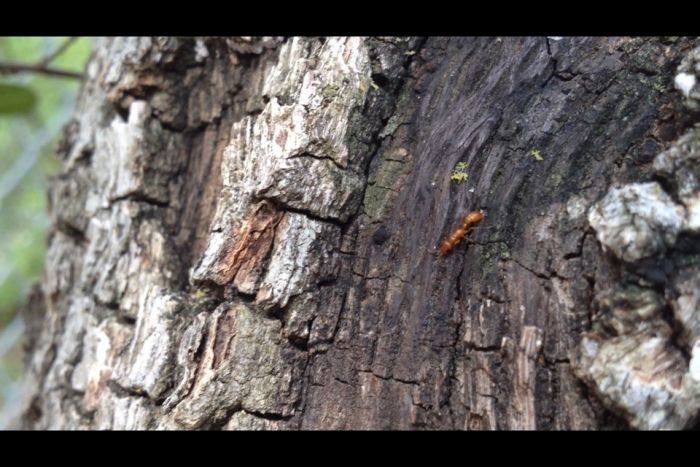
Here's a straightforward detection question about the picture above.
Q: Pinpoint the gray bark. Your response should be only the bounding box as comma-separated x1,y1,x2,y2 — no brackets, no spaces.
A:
17,36,700,430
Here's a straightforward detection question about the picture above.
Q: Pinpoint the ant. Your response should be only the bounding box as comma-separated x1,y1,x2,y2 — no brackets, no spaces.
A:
439,209,485,255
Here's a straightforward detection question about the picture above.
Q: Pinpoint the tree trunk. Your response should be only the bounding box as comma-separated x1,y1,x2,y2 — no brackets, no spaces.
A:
17,36,700,430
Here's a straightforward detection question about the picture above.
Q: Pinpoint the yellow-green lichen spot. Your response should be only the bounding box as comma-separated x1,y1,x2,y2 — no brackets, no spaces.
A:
450,161,469,183
531,149,544,161
191,288,207,300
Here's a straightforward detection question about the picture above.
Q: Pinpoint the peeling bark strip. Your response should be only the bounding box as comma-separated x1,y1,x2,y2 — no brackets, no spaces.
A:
513,326,543,430
18,37,700,430
199,201,283,288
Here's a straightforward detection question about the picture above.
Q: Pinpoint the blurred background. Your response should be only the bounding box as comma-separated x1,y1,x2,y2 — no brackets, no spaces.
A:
0,37,92,428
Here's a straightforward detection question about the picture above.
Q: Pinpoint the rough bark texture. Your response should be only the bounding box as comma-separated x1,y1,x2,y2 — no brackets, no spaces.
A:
17,36,700,430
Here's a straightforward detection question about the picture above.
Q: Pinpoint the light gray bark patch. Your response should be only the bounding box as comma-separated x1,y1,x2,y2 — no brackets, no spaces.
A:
162,312,208,412
224,409,286,430
588,182,684,262
654,128,700,231
192,37,371,308
93,100,168,205
95,393,155,430
674,46,700,112
224,37,284,56
574,283,700,429
72,317,132,413
169,304,304,428
112,292,185,400
256,212,341,310
576,332,700,430
670,271,700,349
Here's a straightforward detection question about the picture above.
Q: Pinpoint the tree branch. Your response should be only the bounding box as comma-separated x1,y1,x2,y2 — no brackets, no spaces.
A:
39,37,79,67
0,38,84,80
0,62,83,80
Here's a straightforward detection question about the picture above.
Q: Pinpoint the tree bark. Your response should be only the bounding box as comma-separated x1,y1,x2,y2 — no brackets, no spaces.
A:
17,36,700,430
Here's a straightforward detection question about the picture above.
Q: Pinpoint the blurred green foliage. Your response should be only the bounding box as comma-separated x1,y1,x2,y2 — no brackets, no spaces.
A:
0,84,37,114
0,37,92,326
0,38,92,421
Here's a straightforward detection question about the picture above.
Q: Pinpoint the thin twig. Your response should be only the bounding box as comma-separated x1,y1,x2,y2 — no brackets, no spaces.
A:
39,36,78,67
0,61,83,79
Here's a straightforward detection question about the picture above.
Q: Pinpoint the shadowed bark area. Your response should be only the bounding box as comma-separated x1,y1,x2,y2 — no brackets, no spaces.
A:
17,37,700,430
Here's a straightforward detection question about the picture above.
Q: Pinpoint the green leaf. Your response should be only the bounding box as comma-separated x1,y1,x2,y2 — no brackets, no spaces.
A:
0,83,37,114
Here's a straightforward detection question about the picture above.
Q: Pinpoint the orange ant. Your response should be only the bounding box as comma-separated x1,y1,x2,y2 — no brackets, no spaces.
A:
439,209,485,255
